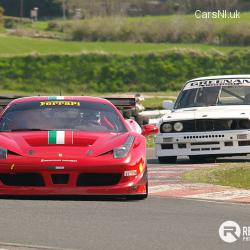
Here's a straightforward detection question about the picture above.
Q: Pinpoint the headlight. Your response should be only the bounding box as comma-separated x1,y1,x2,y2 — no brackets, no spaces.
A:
0,147,7,159
174,122,183,132
161,123,172,133
113,136,134,159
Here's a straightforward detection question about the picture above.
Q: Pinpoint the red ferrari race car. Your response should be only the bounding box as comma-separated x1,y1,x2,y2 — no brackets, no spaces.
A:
0,96,158,199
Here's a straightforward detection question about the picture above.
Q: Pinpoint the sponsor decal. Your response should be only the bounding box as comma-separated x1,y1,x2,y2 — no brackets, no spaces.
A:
184,79,250,90
40,101,80,106
41,159,77,163
48,131,73,145
41,159,61,162
219,220,250,243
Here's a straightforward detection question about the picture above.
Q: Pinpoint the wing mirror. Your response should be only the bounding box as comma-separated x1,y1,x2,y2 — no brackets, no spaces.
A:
142,124,158,136
162,100,174,110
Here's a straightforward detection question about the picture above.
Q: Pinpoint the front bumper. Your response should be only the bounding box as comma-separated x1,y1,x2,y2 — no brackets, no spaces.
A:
155,130,250,157
0,160,147,196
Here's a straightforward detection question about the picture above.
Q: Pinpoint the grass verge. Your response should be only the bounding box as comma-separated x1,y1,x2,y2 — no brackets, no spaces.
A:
0,34,247,55
38,13,250,45
182,163,250,189
0,90,177,98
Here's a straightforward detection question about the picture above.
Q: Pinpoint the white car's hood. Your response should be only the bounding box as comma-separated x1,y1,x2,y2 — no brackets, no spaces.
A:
161,105,250,122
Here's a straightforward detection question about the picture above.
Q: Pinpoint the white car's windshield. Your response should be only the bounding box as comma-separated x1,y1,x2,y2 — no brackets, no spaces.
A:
175,85,250,109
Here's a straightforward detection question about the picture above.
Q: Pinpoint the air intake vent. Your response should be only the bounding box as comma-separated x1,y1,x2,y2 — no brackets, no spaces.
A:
77,173,121,186
51,174,69,184
0,173,44,186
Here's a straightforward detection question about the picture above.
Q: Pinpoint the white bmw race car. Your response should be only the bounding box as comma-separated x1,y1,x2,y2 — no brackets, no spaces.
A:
155,75,250,163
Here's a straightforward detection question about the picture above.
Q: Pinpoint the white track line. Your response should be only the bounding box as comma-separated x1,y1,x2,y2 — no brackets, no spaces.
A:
185,189,250,200
0,242,75,250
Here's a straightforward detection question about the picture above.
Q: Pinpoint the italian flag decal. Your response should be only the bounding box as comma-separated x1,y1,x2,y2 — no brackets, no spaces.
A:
48,131,73,145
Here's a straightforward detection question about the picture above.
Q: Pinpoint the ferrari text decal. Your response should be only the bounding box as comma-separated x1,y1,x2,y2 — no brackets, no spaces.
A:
184,78,250,90
40,101,80,106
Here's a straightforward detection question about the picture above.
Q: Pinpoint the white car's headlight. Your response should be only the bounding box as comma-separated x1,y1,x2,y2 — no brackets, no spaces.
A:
113,136,134,159
0,147,7,159
161,123,172,133
174,122,183,132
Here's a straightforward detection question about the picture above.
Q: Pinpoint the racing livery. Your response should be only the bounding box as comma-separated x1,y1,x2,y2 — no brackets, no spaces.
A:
155,75,250,163
0,96,158,199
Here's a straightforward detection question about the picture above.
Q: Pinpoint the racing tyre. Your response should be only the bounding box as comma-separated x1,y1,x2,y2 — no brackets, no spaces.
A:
158,156,177,164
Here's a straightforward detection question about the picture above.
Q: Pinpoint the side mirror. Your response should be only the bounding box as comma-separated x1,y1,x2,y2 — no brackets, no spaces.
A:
141,124,158,136
126,119,142,134
162,101,174,110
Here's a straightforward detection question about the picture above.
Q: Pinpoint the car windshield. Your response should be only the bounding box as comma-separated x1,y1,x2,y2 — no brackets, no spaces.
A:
174,84,250,109
0,100,127,133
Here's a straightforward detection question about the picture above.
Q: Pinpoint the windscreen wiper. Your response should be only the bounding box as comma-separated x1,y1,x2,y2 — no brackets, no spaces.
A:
9,128,49,132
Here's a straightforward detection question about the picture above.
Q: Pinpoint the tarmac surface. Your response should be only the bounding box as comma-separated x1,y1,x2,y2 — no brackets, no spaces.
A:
0,149,249,250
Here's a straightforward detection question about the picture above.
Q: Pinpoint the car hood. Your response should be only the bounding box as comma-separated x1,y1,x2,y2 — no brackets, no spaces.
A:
161,105,250,122
0,131,132,158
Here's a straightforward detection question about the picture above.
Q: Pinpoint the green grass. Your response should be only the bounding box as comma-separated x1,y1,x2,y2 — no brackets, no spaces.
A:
6,12,250,52
146,135,155,148
142,97,175,109
182,163,250,189
33,21,51,31
0,90,177,98
0,34,247,55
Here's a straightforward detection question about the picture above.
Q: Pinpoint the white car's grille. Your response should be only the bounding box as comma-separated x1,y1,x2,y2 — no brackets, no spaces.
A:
161,119,250,133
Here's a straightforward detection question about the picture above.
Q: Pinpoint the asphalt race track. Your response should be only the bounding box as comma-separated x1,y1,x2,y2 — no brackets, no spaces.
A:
0,150,249,250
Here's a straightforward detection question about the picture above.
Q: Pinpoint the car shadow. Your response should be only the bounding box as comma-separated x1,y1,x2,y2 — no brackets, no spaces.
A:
212,158,250,163
0,195,145,202
148,156,250,165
